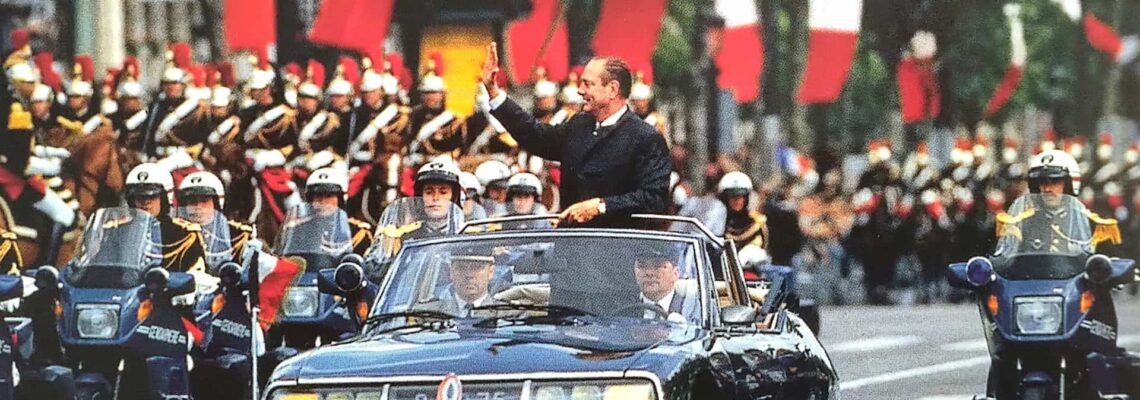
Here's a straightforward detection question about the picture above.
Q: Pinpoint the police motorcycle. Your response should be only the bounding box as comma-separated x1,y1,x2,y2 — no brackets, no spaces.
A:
319,197,464,332
736,244,822,335
0,273,42,399
947,193,1140,400
39,207,199,400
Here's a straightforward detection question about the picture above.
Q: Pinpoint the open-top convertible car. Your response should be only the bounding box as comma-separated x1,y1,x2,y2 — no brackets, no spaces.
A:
264,215,839,399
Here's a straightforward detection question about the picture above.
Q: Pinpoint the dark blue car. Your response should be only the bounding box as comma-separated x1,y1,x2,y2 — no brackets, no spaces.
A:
264,215,838,399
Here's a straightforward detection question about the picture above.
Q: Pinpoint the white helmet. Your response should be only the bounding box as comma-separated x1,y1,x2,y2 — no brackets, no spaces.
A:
534,80,558,98
125,163,176,204
418,74,446,93
326,78,353,97
459,172,484,197
359,70,384,93
210,87,233,108
507,172,543,198
560,84,584,105
252,149,288,173
67,80,94,97
380,74,400,96
1028,150,1081,195
8,63,38,83
297,82,322,99
161,67,187,84
737,244,771,267
29,84,52,103
415,159,462,204
717,171,754,197
630,81,652,101
475,160,512,189
178,171,227,208
117,81,144,99
247,69,275,90
305,167,349,201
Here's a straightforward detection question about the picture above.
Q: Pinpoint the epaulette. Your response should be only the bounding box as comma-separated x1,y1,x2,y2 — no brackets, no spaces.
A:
56,116,83,133
748,210,768,226
8,103,31,130
464,223,502,234
170,217,202,232
995,209,1035,240
381,221,422,238
227,219,254,233
1085,209,1123,246
0,231,16,240
349,218,372,231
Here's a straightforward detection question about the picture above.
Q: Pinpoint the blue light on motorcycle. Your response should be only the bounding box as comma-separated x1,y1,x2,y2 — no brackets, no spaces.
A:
219,262,242,288
145,268,170,294
1085,255,1113,285
965,257,994,287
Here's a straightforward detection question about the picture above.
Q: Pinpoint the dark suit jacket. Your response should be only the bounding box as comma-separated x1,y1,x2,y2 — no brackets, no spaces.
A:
490,98,670,227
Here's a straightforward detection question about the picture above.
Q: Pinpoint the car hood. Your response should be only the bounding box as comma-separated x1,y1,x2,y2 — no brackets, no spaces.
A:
279,318,702,381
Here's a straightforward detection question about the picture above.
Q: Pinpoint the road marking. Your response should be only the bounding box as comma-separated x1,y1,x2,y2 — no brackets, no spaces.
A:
828,335,925,353
840,356,990,392
941,339,988,352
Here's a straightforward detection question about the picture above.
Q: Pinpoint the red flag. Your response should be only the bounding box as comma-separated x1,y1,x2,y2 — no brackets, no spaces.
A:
507,0,569,84
898,58,940,124
255,252,303,331
796,0,863,104
984,4,1026,118
714,0,764,104
309,0,397,62
224,0,276,52
591,0,668,84
182,317,205,346
1084,14,1121,59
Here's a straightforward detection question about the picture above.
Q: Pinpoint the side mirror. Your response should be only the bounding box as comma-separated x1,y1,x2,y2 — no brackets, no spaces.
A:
721,305,758,325
1086,256,1136,287
218,262,243,289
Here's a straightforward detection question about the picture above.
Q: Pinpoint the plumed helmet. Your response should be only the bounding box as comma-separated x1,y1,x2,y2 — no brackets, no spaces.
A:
717,171,754,197
507,172,543,198
178,171,227,208
125,163,176,204
415,159,462,204
305,167,349,201
1028,150,1081,195
475,160,512,189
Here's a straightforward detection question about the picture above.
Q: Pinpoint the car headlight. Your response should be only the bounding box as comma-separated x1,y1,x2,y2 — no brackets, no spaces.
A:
76,304,120,339
533,380,655,400
283,287,319,318
1014,296,1063,335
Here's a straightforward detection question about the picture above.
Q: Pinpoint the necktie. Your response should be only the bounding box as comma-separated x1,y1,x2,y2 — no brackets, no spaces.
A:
463,303,473,317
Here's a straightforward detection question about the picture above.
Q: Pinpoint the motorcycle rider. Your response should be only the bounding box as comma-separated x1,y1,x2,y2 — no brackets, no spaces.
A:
304,167,374,256
459,171,489,220
474,159,511,215
499,172,552,229
174,171,255,271
122,163,207,273
398,160,465,240
719,171,768,251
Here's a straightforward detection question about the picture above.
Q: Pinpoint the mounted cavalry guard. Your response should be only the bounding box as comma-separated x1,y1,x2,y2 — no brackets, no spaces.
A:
407,54,479,163
143,42,208,160
111,58,149,156
62,55,105,134
548,66,585,126
205,64,241,148
347,57,410,164
629,70,668,146
239,50,299,157
296,60,342,155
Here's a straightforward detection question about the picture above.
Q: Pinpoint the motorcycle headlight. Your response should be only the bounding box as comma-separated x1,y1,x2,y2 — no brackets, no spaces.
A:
76,303,120,339
1014,296,1063,335
532,380,655,400
283,287,319,318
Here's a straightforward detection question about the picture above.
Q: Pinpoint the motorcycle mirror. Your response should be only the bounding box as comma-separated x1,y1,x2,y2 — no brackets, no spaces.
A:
1085,254,1113,285
334,262,366,293
145,268,170,294
340,253,364,266
219,262,242,288
965,257,995,287
33,265,60,291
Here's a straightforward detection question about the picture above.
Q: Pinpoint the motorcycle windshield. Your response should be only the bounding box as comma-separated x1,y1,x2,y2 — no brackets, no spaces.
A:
370,197,464,262
66,207,160,288
994,193,1092,280
275,204,352,270
173,206,233,272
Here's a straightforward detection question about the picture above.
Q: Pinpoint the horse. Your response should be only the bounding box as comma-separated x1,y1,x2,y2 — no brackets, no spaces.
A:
63,129,127,216
347,152,403,225
208,144,297,249
0,196,80,268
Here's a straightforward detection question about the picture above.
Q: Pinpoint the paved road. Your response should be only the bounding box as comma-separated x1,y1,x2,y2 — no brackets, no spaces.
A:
818,294,1140,400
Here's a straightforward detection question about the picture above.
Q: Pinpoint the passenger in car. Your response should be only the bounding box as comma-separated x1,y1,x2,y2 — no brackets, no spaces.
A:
422,251,501,316
633,252,698,322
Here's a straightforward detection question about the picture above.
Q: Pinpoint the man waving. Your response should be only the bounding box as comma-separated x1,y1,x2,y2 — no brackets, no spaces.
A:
479,43,671,227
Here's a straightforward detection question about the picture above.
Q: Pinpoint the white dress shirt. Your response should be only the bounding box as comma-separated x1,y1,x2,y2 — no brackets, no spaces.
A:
641,290,675,317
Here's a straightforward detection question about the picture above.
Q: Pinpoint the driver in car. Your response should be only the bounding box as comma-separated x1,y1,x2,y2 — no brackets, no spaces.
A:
1000,150,1120,253
633,251,698,323
420,250,500,317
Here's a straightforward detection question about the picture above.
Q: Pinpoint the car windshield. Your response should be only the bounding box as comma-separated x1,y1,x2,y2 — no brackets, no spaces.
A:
374,234,703,326
275,204,352,271
993,193,1092,280
173,206,232,272
66,207,161,288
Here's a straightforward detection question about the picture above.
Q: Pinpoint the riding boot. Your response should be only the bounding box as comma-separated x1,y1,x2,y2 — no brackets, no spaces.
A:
30,190,76,266
38,222,66,267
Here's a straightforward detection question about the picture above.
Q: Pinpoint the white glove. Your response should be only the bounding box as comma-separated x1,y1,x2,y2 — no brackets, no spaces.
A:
33,146,71,159
26,156,61,176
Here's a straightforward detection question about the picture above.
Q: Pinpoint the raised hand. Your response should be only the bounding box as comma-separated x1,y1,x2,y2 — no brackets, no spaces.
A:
481,42,501,98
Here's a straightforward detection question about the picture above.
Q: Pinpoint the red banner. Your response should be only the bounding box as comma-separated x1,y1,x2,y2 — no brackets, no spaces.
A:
224,0,276,52
591,0,668,84
506,0,569,84
309,0,396,62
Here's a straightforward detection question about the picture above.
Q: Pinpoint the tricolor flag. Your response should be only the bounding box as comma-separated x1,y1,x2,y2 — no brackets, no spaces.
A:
250,251,303,331
1051,0,1138,64
714,0,764,104
984,4,1027,118
795,0,863,104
